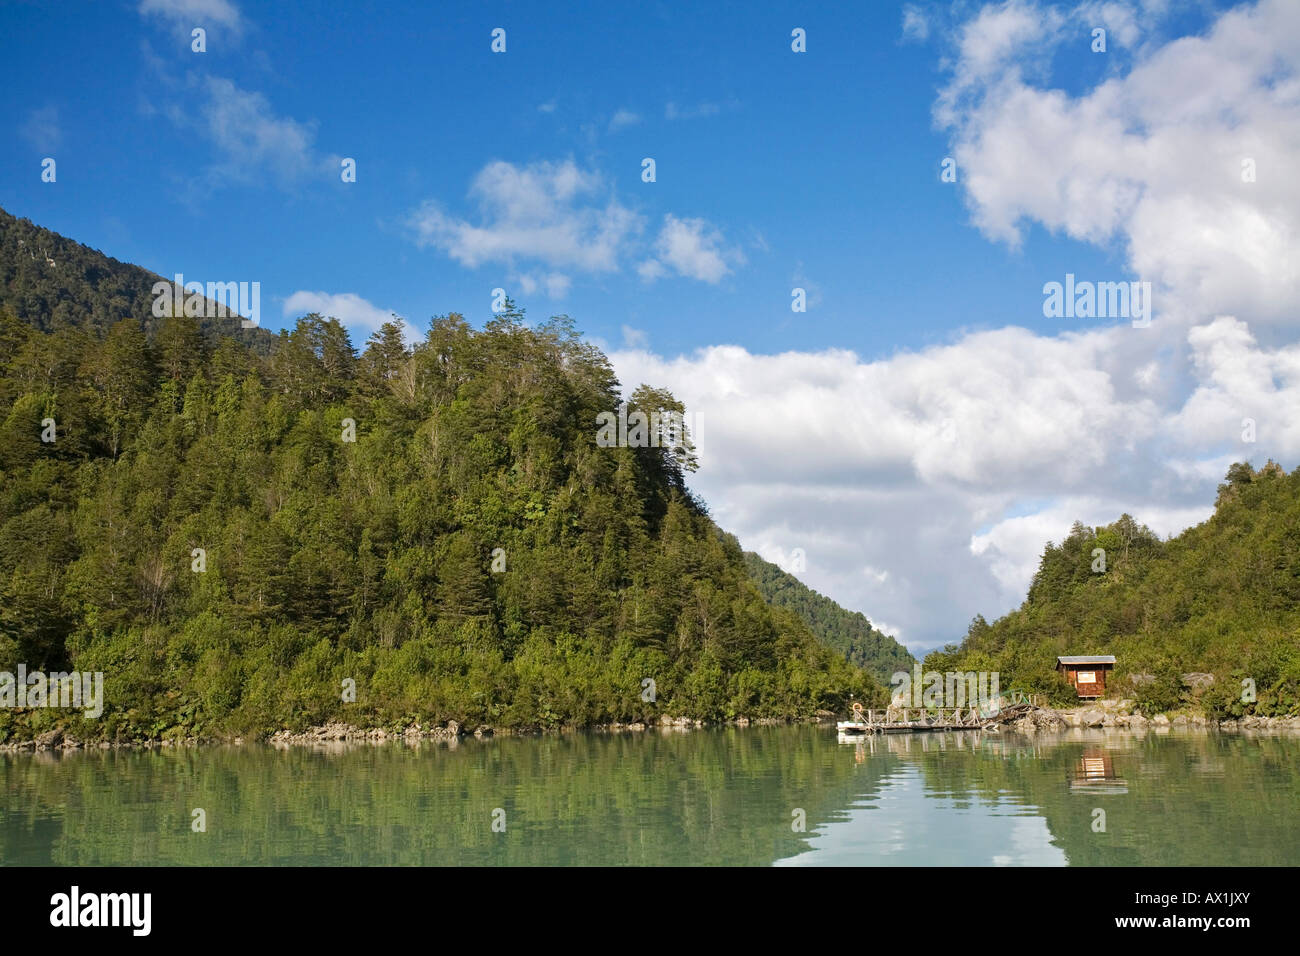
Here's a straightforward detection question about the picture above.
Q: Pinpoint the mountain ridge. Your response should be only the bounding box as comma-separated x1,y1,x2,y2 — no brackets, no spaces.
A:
926,461,1300,717
0,205,887,742
743,552,914,682
0,206,275,352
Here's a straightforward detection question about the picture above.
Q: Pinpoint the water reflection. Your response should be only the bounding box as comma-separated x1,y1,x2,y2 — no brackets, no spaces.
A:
1069,750,1128,794
2,726,1297,866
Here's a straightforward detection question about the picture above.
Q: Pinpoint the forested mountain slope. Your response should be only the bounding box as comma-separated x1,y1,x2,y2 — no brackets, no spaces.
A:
744,552,914,682
0,207,273,351
926,462,1300,717
0,208,882,742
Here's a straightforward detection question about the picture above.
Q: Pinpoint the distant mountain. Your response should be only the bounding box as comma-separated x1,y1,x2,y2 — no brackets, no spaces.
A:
744,552,915,682
926,461,1300,718
0,206,274,352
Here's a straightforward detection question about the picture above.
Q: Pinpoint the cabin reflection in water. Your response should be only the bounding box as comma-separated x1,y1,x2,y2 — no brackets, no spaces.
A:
1069,750,1128,794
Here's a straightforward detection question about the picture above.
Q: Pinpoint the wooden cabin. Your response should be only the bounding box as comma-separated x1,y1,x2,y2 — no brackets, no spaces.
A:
1056,655,1115,699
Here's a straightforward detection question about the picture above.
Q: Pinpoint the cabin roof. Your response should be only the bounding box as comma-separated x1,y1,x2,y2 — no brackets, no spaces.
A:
1057,655,1116,666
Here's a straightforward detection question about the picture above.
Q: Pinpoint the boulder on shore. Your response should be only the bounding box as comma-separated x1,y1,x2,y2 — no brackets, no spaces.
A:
1081,709,1106,727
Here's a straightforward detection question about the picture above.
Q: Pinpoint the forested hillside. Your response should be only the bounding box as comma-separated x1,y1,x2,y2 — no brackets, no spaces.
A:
0,208,882,743
744,552,913,682
926,462,1300,717
0,207,271,351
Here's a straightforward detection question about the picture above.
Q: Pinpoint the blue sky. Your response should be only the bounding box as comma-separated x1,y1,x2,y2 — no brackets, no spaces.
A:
1,0,1203,356
3,0,1296,652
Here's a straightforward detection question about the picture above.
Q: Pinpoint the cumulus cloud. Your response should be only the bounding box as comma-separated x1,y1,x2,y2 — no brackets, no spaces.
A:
969,498,1210,595
409,159,641,297
409,160,745,293
937,0,1300,323
639,214,744,284
625,0,1297,653
1168,316,1300,451
283,291,419,345
610,310,1300,653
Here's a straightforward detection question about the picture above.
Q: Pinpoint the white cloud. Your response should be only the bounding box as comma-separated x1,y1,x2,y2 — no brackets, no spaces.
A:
968,499,1209,595
609,1,1300,655
608,108,641,131
169,76,334,190
636,259,667,281
937,0,1300,323
873,620,906,643
936,0,1064,122
20,106,61,152
699,0,1294,652
1168,316,1300,451
1077,1,1142,48
409,159,641,275
621,325,648,349
514,272,572,299
640,214,744,284
537,100,557,113
902,4,931,42
139,0,242,32
609,308,1300,653
283,291,419,345
409,160,749,291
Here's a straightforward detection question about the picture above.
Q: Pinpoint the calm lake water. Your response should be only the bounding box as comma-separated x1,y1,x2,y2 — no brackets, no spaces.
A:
2,726,1297,866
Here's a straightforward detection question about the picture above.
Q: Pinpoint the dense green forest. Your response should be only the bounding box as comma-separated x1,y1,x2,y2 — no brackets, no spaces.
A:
743,552,913,682
926,461,1300,717
0,208,884,744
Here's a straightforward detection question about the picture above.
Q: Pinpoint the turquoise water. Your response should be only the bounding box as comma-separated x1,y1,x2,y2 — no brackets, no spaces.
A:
2,726,1297,865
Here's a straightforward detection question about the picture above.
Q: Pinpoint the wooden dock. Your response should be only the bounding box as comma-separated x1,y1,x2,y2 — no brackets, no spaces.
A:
839,707,991,733
838,692,1047,735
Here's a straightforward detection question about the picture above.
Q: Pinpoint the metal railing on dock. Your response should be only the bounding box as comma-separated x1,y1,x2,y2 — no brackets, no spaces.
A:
840,690,1047,734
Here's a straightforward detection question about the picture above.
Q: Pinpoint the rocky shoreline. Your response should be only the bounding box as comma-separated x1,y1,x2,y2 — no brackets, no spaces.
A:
4,703,1298,753
994,697,1300,734
0,713,824,753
